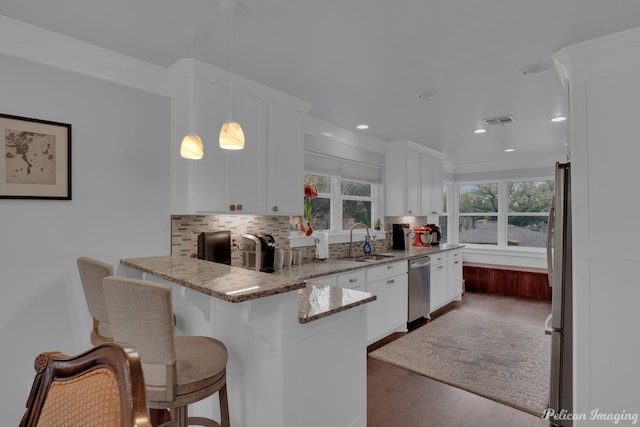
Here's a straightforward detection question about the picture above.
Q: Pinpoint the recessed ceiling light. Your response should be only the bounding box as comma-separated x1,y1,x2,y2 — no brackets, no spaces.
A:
417,91,438,100
505,148,515,152
473,128,487,134
522,62,550,76
550,116,567,123
356,124,369,130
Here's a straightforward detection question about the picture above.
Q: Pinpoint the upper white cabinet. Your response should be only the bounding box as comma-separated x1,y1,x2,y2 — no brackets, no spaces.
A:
385,141,445,216
192,82,266,213
267,104,304,215
170,59,312,214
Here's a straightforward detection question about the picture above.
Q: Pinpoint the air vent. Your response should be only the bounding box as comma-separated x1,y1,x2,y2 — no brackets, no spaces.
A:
482,115,516,126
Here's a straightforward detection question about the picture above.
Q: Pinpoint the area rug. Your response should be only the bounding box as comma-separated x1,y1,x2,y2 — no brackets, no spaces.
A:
369,310,550,415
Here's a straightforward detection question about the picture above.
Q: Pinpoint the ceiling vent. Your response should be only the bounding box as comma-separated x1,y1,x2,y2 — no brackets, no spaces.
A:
482,115,516,126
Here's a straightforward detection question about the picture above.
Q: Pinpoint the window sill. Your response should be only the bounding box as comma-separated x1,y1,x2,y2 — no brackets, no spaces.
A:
289,230,387,248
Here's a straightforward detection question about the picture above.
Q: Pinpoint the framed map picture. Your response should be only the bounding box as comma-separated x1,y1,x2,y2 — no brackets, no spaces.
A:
1,114,71,200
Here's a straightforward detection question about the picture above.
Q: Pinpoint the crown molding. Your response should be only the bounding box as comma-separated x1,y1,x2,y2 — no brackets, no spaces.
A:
386,140,446,160
0,14,169,96
450,154,564,174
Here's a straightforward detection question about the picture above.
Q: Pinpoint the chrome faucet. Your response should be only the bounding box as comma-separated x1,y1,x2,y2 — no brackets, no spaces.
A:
349,222,371,257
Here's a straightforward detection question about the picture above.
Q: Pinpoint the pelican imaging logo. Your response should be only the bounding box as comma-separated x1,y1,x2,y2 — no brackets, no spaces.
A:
543,408,639,425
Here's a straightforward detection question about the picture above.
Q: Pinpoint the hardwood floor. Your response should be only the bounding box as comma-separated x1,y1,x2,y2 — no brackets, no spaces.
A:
367,292,552,427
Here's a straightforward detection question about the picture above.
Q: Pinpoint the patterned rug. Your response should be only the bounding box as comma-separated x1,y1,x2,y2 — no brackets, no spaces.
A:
369,310,550,415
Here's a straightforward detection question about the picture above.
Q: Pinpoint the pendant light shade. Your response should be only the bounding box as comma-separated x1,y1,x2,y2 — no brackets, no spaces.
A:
181,131,204,159
180,26,204,160
219,120,245,149
219,0,246,150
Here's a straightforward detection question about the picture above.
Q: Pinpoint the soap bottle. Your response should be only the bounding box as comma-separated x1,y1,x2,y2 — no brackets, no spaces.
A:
363,236,372,254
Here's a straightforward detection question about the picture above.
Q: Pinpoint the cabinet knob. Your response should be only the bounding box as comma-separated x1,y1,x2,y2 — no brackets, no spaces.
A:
229,204,236,211
349,278,358,283
272,205,279,212
236,204,243,211
454,260,459,264
387,265,394,269
387,279,395,285
438,265,444,269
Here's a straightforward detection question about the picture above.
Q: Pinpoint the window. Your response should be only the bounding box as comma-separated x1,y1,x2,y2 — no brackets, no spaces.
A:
304,173,379,231
458,183,499,245
438,182,449,243
455,179,554,248
507,180,554,248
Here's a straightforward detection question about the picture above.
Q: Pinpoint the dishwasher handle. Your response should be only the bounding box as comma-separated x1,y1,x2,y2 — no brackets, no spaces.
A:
410,259,431,269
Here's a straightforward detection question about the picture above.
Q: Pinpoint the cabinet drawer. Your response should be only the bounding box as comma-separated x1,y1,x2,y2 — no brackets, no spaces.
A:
431,252,448,265
307,274,336,287
337,270,366,289
367,261,407,282
448,249,462,260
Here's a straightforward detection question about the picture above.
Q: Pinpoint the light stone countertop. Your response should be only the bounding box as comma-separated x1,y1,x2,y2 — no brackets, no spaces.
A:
120,243,463,323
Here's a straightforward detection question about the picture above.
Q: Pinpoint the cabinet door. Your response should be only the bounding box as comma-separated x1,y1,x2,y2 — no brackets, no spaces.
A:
447,257,463,300
430,261,448,311
405,149,421,215
192,81,230,213
365,279,387,343
420,153,443,215
227,92,266,213
267,104,304,215
386,274,408,332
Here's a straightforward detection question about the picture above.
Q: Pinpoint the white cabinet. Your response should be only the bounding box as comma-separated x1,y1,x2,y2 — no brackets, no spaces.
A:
192,83,266,213
554,28,640,419
365,261,408,344
337,269,366,291
267,104,304,215
429,252,448,312
447,249,463,301
385,141,445,216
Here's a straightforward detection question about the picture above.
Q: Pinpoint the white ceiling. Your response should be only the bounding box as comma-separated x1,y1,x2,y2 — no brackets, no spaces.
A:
3,1,640,165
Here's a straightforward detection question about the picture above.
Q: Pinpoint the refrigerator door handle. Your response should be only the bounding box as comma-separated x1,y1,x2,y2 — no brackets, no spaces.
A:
546,195,555,288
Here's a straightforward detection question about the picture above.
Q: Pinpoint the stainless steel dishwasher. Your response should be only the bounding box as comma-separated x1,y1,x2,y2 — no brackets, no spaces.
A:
408,256,431,324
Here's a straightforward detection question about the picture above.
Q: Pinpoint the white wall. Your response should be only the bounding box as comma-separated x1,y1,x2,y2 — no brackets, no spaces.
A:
0,53,171,424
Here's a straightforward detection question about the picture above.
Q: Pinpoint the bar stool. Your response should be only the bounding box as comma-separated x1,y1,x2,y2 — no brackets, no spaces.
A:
77,257,115,345
103,276,230,427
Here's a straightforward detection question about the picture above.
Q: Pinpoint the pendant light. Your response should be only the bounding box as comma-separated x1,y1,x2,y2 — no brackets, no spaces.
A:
219,0,246,150
180,27,204,159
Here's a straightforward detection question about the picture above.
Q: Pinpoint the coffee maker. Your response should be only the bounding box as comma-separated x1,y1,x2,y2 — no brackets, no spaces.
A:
426,224,441,245
241,233,277,273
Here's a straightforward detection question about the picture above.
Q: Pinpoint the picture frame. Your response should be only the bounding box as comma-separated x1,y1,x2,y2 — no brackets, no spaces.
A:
1,113,71,200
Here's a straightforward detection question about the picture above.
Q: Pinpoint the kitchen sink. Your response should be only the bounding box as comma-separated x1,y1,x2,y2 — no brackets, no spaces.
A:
350,254,395,262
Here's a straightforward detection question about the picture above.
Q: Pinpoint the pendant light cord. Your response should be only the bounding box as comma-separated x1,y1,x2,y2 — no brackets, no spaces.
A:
229,11,236,119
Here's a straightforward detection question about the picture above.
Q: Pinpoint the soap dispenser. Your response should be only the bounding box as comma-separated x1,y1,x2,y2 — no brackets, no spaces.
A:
363,236,372,254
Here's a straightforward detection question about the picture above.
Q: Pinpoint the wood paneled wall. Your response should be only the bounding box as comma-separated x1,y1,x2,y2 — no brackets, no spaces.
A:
463,263,551,300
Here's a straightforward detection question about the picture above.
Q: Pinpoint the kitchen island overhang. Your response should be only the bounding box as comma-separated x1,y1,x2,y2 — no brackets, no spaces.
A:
118,255,375,427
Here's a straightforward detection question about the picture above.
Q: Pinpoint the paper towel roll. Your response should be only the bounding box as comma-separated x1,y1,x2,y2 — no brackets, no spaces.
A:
315,232,329,259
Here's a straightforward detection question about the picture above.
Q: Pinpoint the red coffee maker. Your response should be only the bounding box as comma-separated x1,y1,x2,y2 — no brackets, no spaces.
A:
412,226,432,247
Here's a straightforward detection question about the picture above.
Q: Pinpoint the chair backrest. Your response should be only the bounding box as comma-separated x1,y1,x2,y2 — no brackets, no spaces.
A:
20,342,151,427
103,276,177,399
77,257,114,344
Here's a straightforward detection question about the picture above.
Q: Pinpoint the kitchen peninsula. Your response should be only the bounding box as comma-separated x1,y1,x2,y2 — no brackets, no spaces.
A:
118,244,463,427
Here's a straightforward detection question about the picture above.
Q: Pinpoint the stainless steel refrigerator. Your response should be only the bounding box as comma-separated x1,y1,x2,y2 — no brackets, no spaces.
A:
545,161,573,426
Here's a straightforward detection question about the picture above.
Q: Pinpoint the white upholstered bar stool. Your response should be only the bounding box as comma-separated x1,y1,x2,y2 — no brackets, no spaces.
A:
103,276,230,427
77,257,115,345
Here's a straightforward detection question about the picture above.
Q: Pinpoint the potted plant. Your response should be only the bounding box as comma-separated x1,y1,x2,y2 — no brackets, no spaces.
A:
373,218,382,230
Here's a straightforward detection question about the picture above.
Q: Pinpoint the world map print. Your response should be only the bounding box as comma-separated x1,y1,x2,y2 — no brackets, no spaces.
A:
5,129,56,185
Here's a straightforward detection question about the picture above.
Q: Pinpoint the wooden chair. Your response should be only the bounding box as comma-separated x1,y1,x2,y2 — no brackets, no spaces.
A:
77,257,115,345
20,342,151,427
103,276,230,427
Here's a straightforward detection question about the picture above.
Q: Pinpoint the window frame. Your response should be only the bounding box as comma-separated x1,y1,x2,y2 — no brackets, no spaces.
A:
454,176,554,250
304,172,382,232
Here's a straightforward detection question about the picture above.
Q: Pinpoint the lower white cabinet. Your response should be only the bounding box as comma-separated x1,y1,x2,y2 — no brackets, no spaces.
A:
430,252,448,312
365,261,408,344
447,250,463,301
430,249,463,314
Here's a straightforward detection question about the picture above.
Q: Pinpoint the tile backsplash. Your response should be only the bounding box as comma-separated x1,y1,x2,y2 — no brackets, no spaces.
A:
170,214,430,265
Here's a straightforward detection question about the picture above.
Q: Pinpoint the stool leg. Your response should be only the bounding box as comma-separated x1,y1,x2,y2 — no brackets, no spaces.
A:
219,384,230,427
175,406,188,427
